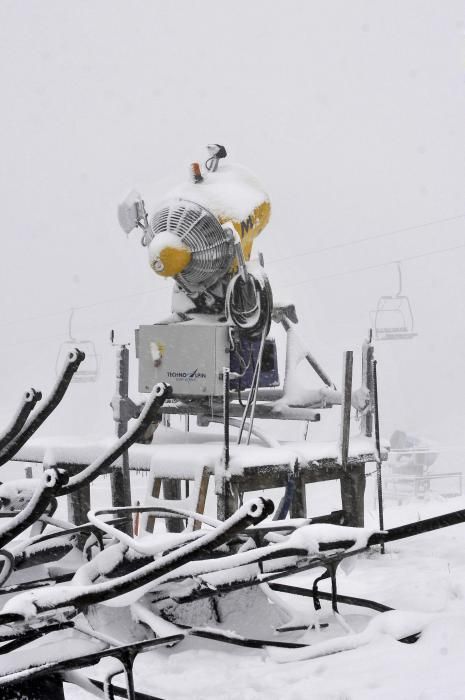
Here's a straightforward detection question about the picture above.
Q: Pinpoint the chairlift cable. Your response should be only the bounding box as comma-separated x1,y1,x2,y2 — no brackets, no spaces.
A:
1,212,463,330
266,212,465,267
2,239,465,353
2,237,465,355
278,240,465,292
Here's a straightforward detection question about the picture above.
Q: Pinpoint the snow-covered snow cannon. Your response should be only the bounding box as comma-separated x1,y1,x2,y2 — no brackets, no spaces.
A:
118,145,283,409
118,144,272,339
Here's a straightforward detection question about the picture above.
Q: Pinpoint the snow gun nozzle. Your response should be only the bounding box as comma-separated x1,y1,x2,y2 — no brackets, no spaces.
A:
44,467,69,490
24,388,42,403
246,497,275,523
67,348,86,365
143,382,172,423
191,162,203,184
154,382,172,399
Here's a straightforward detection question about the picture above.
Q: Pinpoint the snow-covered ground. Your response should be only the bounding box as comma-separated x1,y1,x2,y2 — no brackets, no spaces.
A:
60,472,465,700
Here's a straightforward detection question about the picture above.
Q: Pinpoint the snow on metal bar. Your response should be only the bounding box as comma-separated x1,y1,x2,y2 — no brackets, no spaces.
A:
0,349,85,467
1,497,274,619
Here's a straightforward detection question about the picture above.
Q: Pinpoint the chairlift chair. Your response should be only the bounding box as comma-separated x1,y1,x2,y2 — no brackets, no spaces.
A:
56,309,99,383
372,262,417,341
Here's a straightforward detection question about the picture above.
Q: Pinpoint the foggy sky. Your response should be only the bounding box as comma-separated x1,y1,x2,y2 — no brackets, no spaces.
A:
0,1,464,447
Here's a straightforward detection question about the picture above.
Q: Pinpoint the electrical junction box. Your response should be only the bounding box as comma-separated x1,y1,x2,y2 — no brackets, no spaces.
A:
135,323,230,397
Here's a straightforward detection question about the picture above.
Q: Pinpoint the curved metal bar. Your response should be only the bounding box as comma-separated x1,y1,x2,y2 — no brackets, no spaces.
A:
12,541,75,573
91,505,220,528
0,388,42,452
268,581,393,614
0,549,14,587
87,509,205,556
9,518,129,577
199,415,280,448
86,504,220,556
0,573,74,598
12,517,129,553
0,621,74,655
369,507,465,544
2,498,274,618
58,382,172,496
0,349,85,467
0,468,69,549
0,384,170,562
0,635,183,690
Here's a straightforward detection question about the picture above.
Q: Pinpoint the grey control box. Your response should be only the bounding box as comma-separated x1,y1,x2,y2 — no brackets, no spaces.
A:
135,323,230,397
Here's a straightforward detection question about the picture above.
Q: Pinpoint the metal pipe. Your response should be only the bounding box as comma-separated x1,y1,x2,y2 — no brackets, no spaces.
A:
200,415,280,448
0,350,84,467
59,383,171,496
0,389,42,452
246,328,266,445
0,468,69,549
0,385,170,556
223,367,230,468
4,498,273,616
237,328,266,445
281,317,335,389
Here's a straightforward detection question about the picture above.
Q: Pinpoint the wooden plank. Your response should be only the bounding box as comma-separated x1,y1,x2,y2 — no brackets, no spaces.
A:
65,464,91,549
145,478,161,533
290,469,307,518
163,479,183,533
193,467,210,531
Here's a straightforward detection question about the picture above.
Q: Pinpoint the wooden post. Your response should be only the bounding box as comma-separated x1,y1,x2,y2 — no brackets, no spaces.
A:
145,478,161,533
68,481,91,527
340,463,366,527
290,467,307,518
133,500,140,536
65,463,91,549
193,467,210,531
163,479,183,533
339,351,353,469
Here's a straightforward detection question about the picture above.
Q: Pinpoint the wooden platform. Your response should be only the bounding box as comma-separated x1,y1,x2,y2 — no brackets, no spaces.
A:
13,429,387,527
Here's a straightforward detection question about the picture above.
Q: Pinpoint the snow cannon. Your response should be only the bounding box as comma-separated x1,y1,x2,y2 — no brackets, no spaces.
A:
118,145,273,338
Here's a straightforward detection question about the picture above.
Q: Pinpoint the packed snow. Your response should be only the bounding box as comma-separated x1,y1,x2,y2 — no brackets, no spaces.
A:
57,487,465,700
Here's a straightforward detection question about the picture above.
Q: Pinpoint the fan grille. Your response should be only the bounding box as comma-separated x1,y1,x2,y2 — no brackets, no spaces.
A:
150,199,234,289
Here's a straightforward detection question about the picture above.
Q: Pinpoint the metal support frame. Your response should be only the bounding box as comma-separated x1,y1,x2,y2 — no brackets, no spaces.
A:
339,351,353,469
110,345,140,534
373,359,385,552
